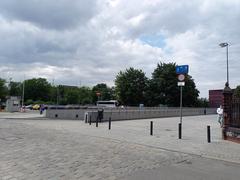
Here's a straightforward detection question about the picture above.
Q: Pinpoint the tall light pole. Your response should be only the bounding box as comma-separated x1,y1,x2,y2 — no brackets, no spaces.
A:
22,76,25,108
219,42,229,87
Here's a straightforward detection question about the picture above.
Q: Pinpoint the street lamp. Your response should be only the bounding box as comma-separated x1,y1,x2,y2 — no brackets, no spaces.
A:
22,76,25,108
219,42,229,87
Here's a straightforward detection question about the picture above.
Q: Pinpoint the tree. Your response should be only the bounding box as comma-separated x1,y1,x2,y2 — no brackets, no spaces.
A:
115,67,148,106
182,74,200,107
9,81,22,96
24,78,52,102
65,88,80,104
92,83,114,103
0,78,8,101
54,85,93,105
148,62,199,107
79,86,92,105
233,86,240,98
57,85,78,105
49,86,58,104
197,98,209,107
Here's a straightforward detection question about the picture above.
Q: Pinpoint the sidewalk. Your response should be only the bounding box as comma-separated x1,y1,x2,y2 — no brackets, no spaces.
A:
0,111,45,119
82,115,240,164
1,114,240,179
13,114,240,164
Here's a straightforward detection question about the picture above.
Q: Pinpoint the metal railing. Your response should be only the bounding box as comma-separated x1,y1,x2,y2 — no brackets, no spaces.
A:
231,96,240,128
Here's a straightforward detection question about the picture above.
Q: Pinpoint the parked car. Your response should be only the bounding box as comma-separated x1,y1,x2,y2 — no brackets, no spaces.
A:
25,104,33,110
32,104,40,110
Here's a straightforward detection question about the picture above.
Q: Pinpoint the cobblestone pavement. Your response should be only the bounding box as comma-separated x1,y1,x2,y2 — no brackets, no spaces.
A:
0,111,44,119
0,113,240,180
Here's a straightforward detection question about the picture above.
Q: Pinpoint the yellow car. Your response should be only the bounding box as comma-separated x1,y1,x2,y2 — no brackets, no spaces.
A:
32,104,40,110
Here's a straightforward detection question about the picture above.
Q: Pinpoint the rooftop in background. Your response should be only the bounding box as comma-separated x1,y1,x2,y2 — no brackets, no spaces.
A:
58,85,78,89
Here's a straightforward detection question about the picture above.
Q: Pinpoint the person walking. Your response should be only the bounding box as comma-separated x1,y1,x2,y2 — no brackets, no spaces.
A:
40,104,44,115
217,105,223,127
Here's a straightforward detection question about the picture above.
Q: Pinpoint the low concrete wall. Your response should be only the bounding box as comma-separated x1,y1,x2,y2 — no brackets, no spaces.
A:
46,109,89,120
46,107,216,121
85,108,216,122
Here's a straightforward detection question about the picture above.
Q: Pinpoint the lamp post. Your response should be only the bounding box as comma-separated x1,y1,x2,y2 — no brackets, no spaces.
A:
22,76,25,108
219,42,229,87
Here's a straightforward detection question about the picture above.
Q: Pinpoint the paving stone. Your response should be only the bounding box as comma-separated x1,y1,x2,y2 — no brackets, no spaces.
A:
0,113,240,179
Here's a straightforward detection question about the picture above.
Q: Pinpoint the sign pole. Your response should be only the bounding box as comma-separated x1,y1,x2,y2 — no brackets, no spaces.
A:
176,65,189,140
180,85,183,124
178,85,183,139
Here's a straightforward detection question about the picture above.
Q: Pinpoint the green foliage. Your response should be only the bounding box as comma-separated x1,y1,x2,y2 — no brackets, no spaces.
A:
24,78,52,102
79,86,92,105
0,78,8,101
146,63,178,106
146,62,199,107
115,67,148,106
196,98,209,107
9,81,22,96
65,88,80,104
0,61,201,107
49,86,58,104
57,85,77,105
55,85,93,105
182,75,200,107
92,83,114,103
33,100,45,105
233,86,240,97
25,99,34,105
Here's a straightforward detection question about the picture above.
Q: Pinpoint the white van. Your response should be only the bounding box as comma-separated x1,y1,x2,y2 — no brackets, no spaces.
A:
96,100,118,108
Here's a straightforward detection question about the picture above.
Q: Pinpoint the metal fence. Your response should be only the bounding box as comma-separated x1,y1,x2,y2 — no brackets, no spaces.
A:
231,96,240,128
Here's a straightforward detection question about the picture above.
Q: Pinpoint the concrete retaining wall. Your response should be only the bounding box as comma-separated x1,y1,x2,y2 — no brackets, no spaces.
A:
46,109,89,120
46,107,216,121
85,108,216,122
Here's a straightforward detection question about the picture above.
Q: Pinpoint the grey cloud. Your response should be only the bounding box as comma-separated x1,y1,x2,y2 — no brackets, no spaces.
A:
0,0,97,30
104,0,202,38
0,0,240,98
107,0,240,41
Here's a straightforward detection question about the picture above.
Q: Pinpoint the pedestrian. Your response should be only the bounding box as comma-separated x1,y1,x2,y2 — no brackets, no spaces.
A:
97,108,104,122
40,104,44,115
217,105,223,127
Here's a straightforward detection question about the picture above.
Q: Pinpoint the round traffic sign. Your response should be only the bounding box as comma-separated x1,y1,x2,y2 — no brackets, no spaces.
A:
96,92,101,96
178,74,185,81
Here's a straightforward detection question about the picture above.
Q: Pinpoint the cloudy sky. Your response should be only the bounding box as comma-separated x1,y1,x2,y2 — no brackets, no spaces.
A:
0,0,239,98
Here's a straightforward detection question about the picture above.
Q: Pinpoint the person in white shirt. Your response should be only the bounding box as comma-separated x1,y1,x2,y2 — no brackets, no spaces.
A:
216,105,223,127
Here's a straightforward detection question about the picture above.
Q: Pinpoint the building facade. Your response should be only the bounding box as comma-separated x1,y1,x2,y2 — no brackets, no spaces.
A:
209,89,223,108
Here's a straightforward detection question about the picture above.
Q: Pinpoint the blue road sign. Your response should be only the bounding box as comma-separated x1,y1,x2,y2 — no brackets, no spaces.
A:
176,65,189,74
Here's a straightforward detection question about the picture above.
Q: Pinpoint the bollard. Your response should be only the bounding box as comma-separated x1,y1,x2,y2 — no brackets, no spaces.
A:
150,121,153,136
109,117,111,130
178,123,182,139
89,115,92,125
96,117,98,127
85,114,87,123
207,125,211,143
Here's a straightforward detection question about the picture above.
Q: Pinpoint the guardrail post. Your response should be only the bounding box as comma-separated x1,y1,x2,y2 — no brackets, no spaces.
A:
178,123,182,139
96,117,98,127
150,121,153,136
207,125,211,143
85,114,87,123
109,117,111,130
